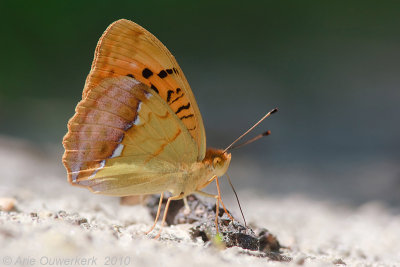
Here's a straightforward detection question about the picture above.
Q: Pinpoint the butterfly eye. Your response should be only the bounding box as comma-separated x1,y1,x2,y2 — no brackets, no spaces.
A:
213,157,221,167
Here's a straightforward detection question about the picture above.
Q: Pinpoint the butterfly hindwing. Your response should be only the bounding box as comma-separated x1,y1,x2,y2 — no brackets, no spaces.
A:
62,76,198,196
83,19,206,160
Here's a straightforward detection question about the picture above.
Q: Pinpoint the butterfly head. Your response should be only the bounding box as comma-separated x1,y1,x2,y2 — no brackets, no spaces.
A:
204,148,232,177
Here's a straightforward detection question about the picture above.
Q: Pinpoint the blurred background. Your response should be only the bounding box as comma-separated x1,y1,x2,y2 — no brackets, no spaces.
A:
0,1,399,206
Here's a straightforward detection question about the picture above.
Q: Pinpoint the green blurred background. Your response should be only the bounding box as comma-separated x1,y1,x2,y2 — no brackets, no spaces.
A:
1,1,399,205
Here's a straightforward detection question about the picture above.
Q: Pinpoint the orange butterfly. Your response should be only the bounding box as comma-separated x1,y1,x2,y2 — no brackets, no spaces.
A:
62,19,276,238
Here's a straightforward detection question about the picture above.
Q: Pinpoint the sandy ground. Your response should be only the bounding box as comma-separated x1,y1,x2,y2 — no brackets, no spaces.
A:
0,136,399,267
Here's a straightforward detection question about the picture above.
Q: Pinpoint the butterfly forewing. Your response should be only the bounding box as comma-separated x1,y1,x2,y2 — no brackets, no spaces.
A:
83,19,206,160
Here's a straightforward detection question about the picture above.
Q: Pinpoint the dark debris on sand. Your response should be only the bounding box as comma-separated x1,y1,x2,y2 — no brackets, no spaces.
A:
146,194,291,262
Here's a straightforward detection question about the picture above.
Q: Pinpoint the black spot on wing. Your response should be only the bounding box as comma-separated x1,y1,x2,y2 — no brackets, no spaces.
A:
150,84,159,94
142,68,153,78
175,103,191,115
173,68,179,74
126,74,135,78
166,69,173,74
176,88,181,94
179,114,194,120
166,90,174,102
158,70,168,78
170,94,184,104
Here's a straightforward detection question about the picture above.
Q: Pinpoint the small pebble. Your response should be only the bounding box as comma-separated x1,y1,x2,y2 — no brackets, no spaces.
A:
0,197,16,211
333,258,346,265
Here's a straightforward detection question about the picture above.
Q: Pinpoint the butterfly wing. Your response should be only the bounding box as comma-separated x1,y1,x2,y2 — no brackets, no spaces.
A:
62,76,198,196
83,19,206,160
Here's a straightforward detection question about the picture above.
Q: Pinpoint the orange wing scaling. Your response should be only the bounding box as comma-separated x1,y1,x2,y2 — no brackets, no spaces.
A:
63,76,198,192
83,19,206,160
63,77,148,184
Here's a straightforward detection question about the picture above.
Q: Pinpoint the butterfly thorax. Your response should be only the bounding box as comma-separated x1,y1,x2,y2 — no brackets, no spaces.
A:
167,148,231,198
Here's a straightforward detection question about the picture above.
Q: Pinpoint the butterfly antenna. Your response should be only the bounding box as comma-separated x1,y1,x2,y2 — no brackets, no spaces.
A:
229,130,271,151
226,173,247,227
223,108,278,153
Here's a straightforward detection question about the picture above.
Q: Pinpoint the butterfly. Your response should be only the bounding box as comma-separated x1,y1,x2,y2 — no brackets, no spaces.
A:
62,19,276,238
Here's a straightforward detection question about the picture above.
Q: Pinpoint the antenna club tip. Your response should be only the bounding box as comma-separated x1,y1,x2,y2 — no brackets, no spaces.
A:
263,130,271,136
271,108,278,114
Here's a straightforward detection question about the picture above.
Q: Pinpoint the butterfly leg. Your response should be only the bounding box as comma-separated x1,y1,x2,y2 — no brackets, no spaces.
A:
145,192,164,235
200,175,217,189
154,193,184,239
215,177,234,221
196,174,234,219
